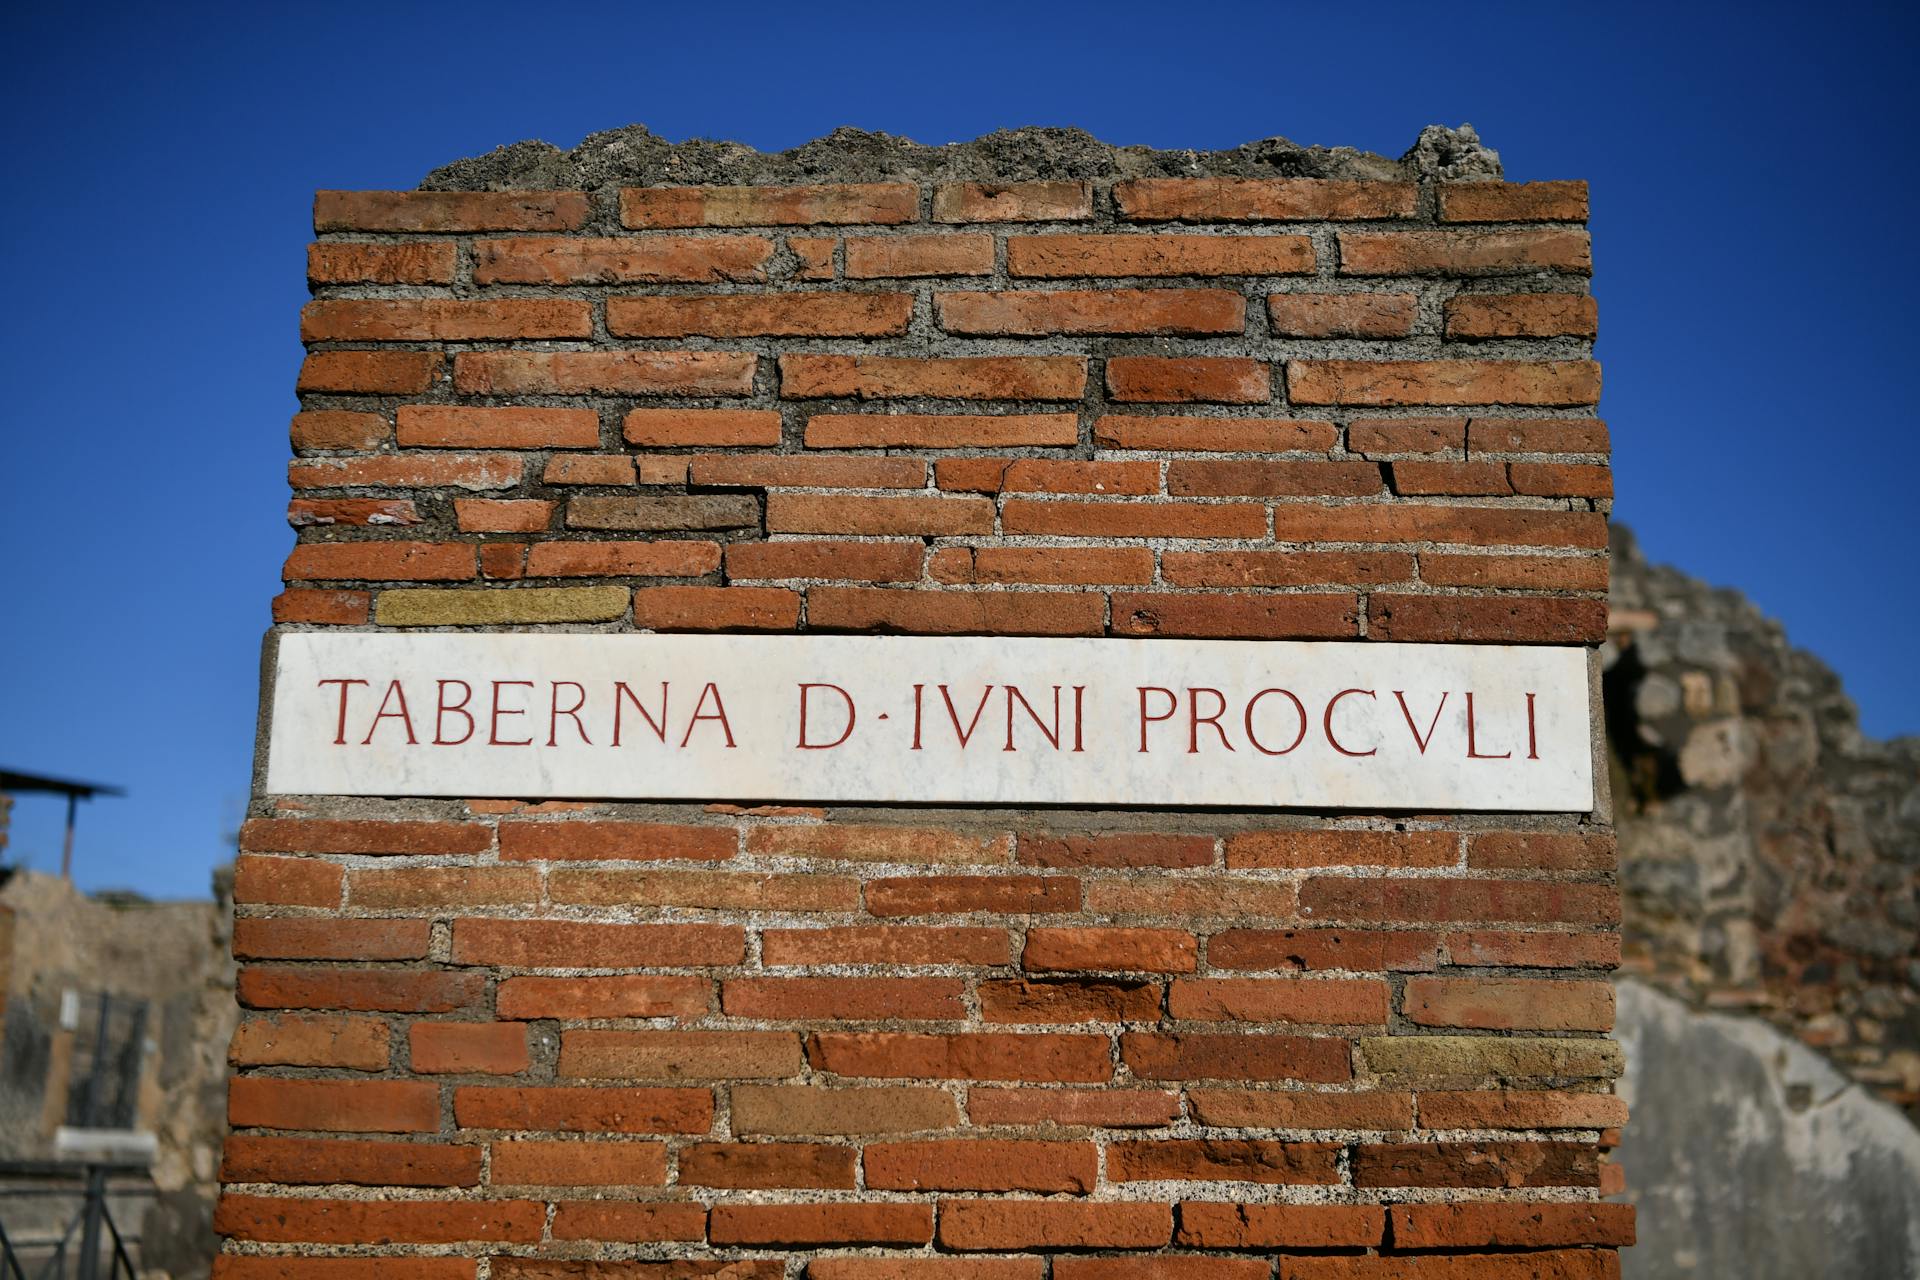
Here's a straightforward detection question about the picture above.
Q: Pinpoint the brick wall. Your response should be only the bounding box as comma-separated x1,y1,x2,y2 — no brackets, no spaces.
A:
225,138,1627,1279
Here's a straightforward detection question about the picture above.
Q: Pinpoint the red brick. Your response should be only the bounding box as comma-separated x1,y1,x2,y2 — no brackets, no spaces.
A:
1279,1253,1620,1280
723,977,964,1021
731,1085,960,1136
1114,179,1416,222
498,821,733,862
1445,930,1621,969
1186,1089,1414,1130
288,498,421,528
315,190,588,232
1085,878,1296,922
938,289,1245,335
930,546,1154,586
290,410,388,451
228,1015,389,1070
560,1029,802,1079
242,818,491,857
692,454,925,489
807,1031,1110,1082
1120,1032,1351,1082
1107,1138,1341,1183
1420,552,1608,591
410,1021,531,1074
1368,594,1610,643
1002,498,1264,539
866,875,1080,917
234,855,341,907
1162,550,1412,588
1268,292,1419,337
866,1140,1096,1192
213,1262,474,1280
1269,504,1606,548
789,235,836,280
1299,878,1619,925
813,1262,1043,1280
1510,460,1614,497
976,979,1162,1024
846,234,995,277
1111,592,1359,640
1349,418,1468,455
621,184,918,228
488,1138,667,1186
227,1078,434,1133
396,406,599,449
1289,359,1600,406
679,1142,857,1189
526,540,722,577
1446,293,1597,339
806,413,1080,448
1439,181,1590,224
718,824,991,867
1176,1202,1385,1248
781,354,1087,400
308,241,456,284
548,1201,706,1242
285,540,475,585
1340,230,1592,275
934,457,1156,496
297,351,442,394
1107,356,1268,404
1008,233,1313,277
289,453,521,491
610,293,913,337
233,918,430,962
451,919,745,968
1208,929,1442,973
302,299,591,342
1393,1202,1632,1249
1227,830,1458,869
1391,460,1512,496
455,350,756,396
809,586,1104,636
453,1085,713,1134
1417,1089,1628,1130
727,540,922,582
1094,415,1337,453
966,1088,1179,1128
548,869,857,912
634,585,801,631
1024,927,1197,973
473,235,772,283
221,1135,480,1187
1351,1140,1600,1187
495,975,711,1020
215,1194,544,1244
239,968,481,1014
709,1203,933,1246
938,1200,1171,1250
935,180,1093,223
1169,977,1391,1025
347,866,538,908
1467,417,1609,454
1469,831,1615,871
1169,458,1381,496
767,493,992,536
621,407,783,447
1404,977,1616,1032
761,926,1009,967
454,499,553,533
1017,832,1212,869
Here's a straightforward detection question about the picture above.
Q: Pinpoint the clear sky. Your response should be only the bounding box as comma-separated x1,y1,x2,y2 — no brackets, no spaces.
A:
2,1,1915,899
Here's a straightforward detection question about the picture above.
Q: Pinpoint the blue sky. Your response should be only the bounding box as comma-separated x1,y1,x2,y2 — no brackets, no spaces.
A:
2,1,1915,898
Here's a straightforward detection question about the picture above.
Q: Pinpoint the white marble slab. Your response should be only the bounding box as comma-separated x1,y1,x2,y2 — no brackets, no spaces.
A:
262,632,1594,812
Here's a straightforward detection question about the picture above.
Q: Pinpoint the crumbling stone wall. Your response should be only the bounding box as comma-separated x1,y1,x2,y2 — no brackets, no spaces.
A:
222,125,1624,1278
1606,525,1920,1118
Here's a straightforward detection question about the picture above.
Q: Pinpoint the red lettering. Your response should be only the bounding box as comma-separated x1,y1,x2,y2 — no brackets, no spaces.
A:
489,680,534,746
1137,686,1177,753
548,681,591,747
1465,690,1511,759
797,683,856,749
1324,688,1377,757
939,684,994,749
1245,688,1308,756
317,677,368,745
682,682,736,748
1526,691,1540,760
434,679,474,746
1004,684,1063,752
910,683,926,750
613,681,668,747
362,679,418,745
1071,686,1086,754
1187,687,1235,753
1393,690,1448,755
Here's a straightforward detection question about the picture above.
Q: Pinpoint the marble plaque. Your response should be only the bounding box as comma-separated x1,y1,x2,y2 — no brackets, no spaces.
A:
262,632,1594,811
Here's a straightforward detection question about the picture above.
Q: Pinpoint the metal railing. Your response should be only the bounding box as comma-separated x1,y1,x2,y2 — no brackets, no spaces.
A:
0,1164,150,1280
